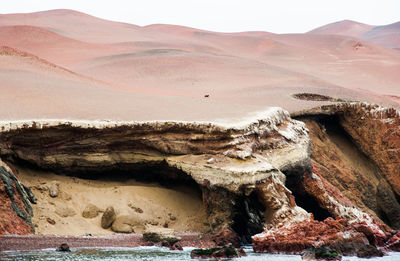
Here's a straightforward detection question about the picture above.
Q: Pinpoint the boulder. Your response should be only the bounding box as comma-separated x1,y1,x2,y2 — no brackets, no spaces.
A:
55,206,76,217
302,246,341,260
48,181,59,198
143,227,181,245
252,218,382,257
212,229,240,248
101,206,116,229
56,243,71,252
111,214,146,233
190,244,246,259
82,204,100,219
355,245,383,258
387,231,400,251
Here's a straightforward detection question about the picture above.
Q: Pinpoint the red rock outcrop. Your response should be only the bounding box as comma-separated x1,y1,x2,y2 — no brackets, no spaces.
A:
211,229,240,248
296,103,400,231
338,104,400,197
387,231,400,251
0,161,36,235
252,218,384,256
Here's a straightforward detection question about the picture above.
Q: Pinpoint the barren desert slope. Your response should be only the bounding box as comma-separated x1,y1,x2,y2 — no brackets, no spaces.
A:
0,9,399,122
1,10,400,252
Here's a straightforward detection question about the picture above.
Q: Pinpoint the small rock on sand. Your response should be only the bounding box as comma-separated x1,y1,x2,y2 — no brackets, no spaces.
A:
128,202,143,213
101,206,116,229
111,214,146,233
82,203,100,219
55,206,76,218
46,217,56,225
48,181,59,198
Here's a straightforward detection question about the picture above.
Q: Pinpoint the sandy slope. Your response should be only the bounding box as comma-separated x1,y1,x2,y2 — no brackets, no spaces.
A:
0,9,400,237
16,164,207,236
0,10,398,118
308,20,374,37
309,20,400,49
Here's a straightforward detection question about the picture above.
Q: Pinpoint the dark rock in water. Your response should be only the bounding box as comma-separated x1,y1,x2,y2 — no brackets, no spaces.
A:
355,245,384,258
143,228,181,245
56,243,71,252
328,241,383,257
302,246,341,260
168,242,183,251
190,244,246,259
212,229,240,248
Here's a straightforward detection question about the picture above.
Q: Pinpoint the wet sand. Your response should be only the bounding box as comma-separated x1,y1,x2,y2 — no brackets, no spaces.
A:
0,233,216,251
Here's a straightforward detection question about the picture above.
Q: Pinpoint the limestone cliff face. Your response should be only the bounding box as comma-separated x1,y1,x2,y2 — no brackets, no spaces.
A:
0,108,312,233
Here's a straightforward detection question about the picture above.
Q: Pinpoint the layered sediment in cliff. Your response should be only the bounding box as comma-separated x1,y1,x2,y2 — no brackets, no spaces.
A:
253,102,400,254
0,107,312,236
1,103,400,255
294,103,400,229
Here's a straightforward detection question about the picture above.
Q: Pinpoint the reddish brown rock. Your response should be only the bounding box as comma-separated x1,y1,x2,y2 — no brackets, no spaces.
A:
387,231,400,251
212,229,240,248
302,109,400,231
338,104,400,197
0,164,35,235
352,221,389,247
252,218,383,256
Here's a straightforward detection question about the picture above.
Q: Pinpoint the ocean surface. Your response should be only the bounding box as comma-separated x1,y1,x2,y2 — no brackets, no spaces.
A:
1,246,400,261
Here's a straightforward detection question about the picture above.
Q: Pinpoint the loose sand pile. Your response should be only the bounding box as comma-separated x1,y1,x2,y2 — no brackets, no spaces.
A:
15,165,208,236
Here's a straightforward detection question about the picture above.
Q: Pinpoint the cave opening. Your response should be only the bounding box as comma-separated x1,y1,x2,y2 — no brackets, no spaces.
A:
232,191,266,245
4,156,204,211
4,156,211,234
285,176,332,221
292,189,332,221
5,157,202,193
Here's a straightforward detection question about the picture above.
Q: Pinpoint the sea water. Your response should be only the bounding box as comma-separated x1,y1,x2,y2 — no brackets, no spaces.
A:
1,246,399,261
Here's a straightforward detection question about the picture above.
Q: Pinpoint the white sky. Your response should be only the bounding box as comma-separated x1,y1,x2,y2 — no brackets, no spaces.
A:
1,0,399,33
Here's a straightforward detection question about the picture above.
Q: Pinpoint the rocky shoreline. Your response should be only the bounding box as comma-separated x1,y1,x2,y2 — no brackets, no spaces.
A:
1,102,400,259
0,233,216,252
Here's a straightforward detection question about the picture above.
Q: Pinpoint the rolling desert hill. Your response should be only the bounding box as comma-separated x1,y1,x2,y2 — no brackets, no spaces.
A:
307,20,374,37
0,9,399,121
309,20,400,49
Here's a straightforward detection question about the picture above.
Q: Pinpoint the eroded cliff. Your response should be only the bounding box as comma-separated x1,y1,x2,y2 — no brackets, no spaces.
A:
0,107,311,237
1,103,400,255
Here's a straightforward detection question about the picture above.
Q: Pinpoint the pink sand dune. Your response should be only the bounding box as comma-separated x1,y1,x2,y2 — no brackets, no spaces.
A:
0,9,399,121
309,20,400,49
308,20,374,37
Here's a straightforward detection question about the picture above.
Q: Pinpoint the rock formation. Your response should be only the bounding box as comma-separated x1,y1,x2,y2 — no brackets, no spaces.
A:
101,207,116,229
0,103,400,256
82,204,101,219
0,107,312,235
0,161,36,234
293,103,400,230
